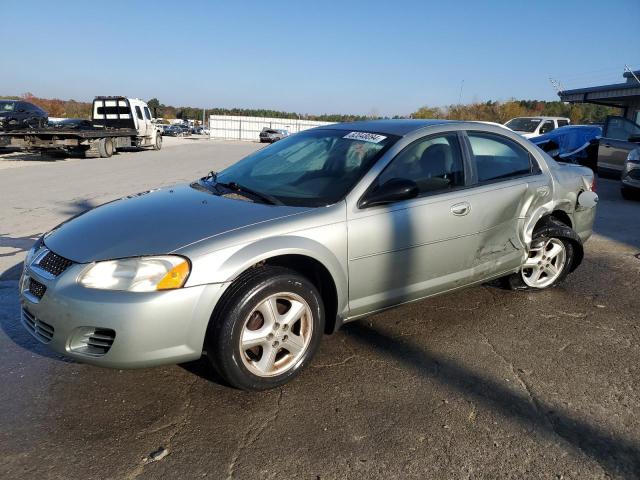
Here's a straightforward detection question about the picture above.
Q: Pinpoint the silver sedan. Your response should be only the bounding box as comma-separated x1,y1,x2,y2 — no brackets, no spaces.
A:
19,120,598,390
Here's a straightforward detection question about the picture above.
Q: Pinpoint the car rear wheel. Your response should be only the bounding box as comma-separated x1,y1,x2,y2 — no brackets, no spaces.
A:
206,266,324,391
97,138,114,158
520,238,569,288
503,218,575,290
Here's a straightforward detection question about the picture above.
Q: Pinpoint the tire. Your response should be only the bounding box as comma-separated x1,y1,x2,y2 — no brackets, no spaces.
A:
621,186,638,201
153,134,162,150
206,266,325,391
503,218,577,291
97,137,114,158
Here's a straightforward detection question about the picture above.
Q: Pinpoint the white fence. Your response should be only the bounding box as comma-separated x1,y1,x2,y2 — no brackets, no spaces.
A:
209,115,334,141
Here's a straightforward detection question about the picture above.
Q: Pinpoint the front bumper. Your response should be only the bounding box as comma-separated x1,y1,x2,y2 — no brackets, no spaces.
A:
622,162,640,190
19,261,229,368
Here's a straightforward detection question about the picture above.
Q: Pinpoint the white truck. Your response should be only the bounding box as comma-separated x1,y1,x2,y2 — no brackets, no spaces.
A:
0,96,162,157
504,116,571,139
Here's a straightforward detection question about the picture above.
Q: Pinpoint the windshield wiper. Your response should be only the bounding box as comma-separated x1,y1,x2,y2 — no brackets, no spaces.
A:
217,181,283,205
192,171,220,194
205,170,218,183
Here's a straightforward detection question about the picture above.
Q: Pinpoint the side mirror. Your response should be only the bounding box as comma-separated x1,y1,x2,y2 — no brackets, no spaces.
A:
360,178,419,208
628,134,640,143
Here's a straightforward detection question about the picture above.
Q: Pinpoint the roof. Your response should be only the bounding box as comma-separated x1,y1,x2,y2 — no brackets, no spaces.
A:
508,116,569,120
559,81,639,96
316,119,455,136
559,71,640,106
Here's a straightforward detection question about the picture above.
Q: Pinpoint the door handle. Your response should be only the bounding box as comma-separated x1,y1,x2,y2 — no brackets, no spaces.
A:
603,143,611,148
450,202,470,216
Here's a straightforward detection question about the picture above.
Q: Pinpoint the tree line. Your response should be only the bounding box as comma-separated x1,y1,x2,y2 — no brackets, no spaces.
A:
2,94,618,125
410,100,615,124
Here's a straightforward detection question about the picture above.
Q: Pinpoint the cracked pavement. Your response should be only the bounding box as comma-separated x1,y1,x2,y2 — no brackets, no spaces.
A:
1,139,639,479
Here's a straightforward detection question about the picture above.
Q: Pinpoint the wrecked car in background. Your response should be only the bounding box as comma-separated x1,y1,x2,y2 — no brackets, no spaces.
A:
0,100,48,130
531,125,601,171
19,120,598,391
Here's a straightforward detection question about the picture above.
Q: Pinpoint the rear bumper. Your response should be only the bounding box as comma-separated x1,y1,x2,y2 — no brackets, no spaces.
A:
19,262,229,368
572,205,597,243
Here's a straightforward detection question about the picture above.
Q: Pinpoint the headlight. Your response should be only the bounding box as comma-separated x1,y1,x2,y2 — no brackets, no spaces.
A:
627,148,640,164
78,256,190,292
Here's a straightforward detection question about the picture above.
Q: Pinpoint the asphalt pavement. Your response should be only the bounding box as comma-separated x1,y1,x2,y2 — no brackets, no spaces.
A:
0,139,638,479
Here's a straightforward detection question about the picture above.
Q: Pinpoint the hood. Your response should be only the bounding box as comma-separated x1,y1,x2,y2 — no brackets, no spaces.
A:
44,184,311,263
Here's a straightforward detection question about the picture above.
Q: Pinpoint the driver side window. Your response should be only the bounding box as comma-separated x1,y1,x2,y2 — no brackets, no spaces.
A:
377,133,465,195
539,121,554,134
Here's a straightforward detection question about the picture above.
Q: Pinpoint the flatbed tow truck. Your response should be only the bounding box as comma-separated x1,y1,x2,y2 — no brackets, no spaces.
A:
0,96,162,158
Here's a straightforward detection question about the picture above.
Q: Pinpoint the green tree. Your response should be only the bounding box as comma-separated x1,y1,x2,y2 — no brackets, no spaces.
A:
147,98,162,118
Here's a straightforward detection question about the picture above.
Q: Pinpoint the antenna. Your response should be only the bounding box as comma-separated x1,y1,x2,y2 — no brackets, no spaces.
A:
624,64,640,85
549,77,564,93
458,80,464,104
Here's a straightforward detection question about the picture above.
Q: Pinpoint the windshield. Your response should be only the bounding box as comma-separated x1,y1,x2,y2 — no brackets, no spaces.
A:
212,129,398,207
505,118,541,133
0,101,16,112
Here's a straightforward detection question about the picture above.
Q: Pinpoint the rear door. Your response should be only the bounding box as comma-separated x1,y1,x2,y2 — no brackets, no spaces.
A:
598,116,640,174
462,130,551,274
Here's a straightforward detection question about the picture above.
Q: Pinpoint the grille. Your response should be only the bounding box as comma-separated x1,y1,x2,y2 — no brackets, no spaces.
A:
70,328,116,356
22,308,55,343
28,278,47,299
38,250,73,277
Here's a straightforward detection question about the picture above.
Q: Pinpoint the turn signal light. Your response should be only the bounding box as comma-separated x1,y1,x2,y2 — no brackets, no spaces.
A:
157,261,190,290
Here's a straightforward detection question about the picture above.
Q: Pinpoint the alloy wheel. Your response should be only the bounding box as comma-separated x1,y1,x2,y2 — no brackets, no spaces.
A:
521,238,567,288
239,292,312,377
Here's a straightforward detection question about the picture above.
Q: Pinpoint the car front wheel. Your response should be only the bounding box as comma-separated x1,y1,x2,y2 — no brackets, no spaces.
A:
206,266,324,390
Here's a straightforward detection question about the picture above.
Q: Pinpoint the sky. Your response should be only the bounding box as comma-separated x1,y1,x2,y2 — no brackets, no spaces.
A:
2,0,639,116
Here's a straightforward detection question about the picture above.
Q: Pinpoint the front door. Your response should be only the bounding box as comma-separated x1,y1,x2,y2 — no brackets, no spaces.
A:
598,116,640,174
347,133,480,317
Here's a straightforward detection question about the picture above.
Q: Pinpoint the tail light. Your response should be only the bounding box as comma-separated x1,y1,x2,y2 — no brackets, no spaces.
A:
590,175,596,192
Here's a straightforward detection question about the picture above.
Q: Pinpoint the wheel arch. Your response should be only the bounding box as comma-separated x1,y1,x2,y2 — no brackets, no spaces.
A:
210,236,347,335
532,213,583,272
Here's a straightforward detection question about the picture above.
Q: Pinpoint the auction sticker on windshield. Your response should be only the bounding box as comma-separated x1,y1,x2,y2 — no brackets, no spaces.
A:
343,132,387,143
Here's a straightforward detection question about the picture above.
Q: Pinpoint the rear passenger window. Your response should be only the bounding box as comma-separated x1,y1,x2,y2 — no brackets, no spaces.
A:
557,119,569,127
135,106,143,120
144,107,151,120
467,132,538,183
378,133,465,195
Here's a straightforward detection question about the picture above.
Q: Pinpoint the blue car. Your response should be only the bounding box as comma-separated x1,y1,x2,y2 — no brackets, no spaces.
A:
531,125,602,171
